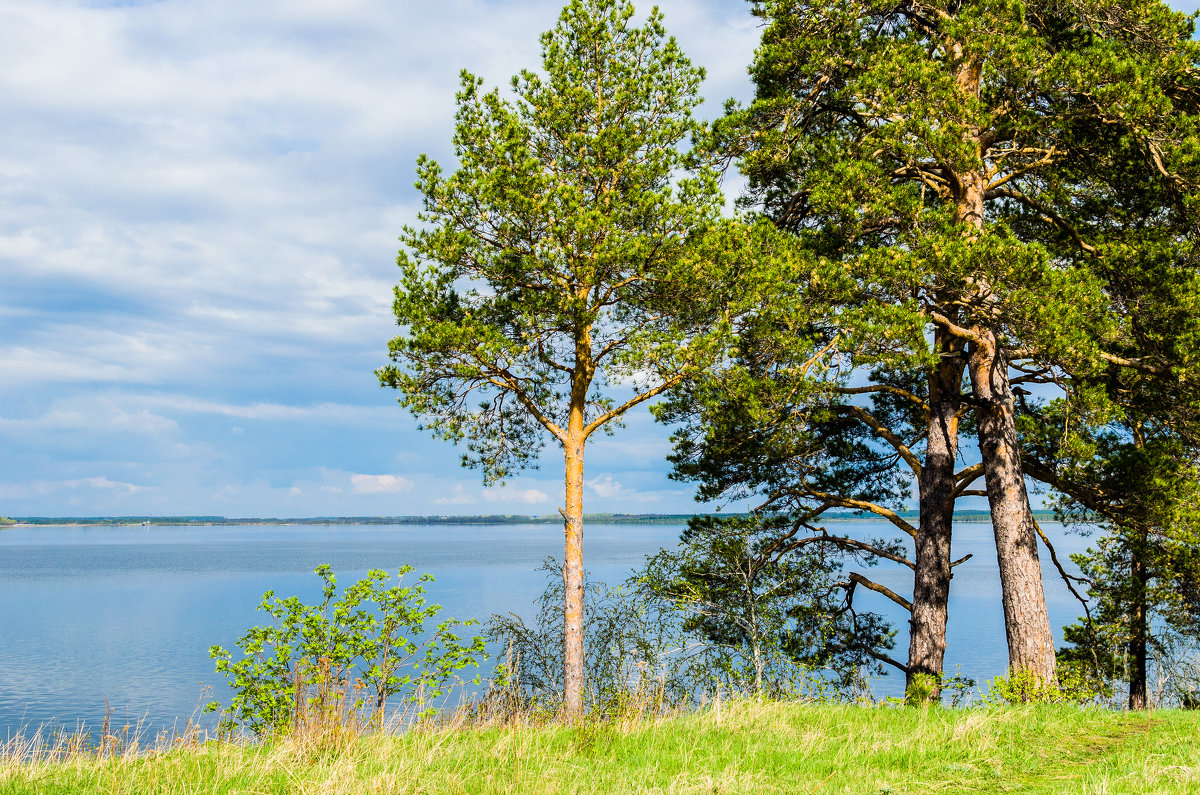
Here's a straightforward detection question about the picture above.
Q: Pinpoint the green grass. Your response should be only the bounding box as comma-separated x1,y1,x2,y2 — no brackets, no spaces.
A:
4,701,1200,793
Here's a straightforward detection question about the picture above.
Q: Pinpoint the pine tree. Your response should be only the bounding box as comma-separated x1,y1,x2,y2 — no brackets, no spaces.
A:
378,0,756,714
686,0,1200,690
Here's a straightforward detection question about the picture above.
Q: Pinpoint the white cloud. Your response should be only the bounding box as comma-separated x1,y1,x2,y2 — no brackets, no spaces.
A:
588,475,625,499
0,402,177,434
134,395,401,424
587,474,690,505
350,473,414,495
66,476,144,494
483,486,550,505
434,484,477,505
0,476,145,500
0,0,756,516
0,330,191,386
140,396,328,421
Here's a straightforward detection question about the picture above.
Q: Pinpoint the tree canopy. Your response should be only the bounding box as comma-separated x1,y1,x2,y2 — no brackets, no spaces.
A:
664,0,1200,693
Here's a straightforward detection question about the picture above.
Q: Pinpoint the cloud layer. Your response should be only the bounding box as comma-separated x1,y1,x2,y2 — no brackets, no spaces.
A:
0,0,760,517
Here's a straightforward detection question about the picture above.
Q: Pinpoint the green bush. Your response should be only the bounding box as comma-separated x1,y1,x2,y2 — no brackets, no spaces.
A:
207,565,486,736
900,669,975,707
982,664,1104,706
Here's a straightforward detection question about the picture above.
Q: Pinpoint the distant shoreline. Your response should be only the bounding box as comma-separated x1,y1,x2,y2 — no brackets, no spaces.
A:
2,510,1063,528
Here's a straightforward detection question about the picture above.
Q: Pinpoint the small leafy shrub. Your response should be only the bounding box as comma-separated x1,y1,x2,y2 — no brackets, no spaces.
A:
904,674,939,706
207,565,486,736
982,663,1102,706
902,669,976,706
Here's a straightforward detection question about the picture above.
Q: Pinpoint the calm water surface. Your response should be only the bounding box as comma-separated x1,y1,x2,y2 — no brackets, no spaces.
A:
0,521,1091,738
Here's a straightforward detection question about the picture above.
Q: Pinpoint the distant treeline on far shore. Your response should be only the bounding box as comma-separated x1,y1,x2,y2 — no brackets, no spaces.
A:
2,510,1067,527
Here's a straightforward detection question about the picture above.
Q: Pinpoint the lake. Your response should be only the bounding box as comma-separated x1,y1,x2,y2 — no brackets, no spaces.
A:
0,520,1093,739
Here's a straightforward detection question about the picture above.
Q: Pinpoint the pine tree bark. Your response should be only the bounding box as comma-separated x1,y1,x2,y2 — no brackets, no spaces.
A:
562,423,586,717
906,327,965,697
1129,543,1149,710
560,329,592,718
968,328,1058,684
947,32,1058,677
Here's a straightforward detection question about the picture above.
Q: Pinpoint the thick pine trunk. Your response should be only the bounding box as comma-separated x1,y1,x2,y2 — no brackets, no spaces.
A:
968,329,1058,684
949,103,1057,683
1129,546,1148,710
906,327,965,698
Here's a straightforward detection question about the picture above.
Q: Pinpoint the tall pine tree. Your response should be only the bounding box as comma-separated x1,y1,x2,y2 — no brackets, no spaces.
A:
680,0,1200,691
379,0,758,714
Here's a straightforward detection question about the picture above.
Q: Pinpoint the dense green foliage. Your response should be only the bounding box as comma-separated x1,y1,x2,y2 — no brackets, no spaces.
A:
657,0,1200,692
377,0,746,483
1045,431,1200,705
207,566,485,736
373,0,1200,707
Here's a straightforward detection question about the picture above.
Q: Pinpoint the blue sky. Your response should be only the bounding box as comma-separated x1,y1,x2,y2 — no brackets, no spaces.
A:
0,0,763,517
2,1,1197,518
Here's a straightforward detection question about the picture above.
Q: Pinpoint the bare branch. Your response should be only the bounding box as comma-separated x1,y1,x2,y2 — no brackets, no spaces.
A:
582,372,685,438
786,533,916,570
863,645,910,675
483,372,566,442
924,308,983,343
835,383,929,411
1033,519,1095,592
985,186,1099,256
955,463,985,486
848,572,913,611
802,491,918,538
1099,351,1170,376
831,404,924,476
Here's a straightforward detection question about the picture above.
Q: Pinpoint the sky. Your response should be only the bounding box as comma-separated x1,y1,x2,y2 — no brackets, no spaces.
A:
2,1,1197,519
0,0,763,518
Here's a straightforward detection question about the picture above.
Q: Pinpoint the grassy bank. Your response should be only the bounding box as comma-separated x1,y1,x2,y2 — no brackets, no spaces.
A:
4,701,1199,794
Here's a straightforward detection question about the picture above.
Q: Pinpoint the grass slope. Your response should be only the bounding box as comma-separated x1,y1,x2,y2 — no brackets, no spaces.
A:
4,702,1199,794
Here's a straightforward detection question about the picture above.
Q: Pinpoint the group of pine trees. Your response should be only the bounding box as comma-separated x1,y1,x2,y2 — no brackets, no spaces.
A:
379,0,1200,712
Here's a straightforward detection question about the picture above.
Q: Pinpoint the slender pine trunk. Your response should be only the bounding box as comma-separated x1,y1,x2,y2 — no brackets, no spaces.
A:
561,326,592,718
1129,540,1149,710
906,327,965,698
562,429,586,717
